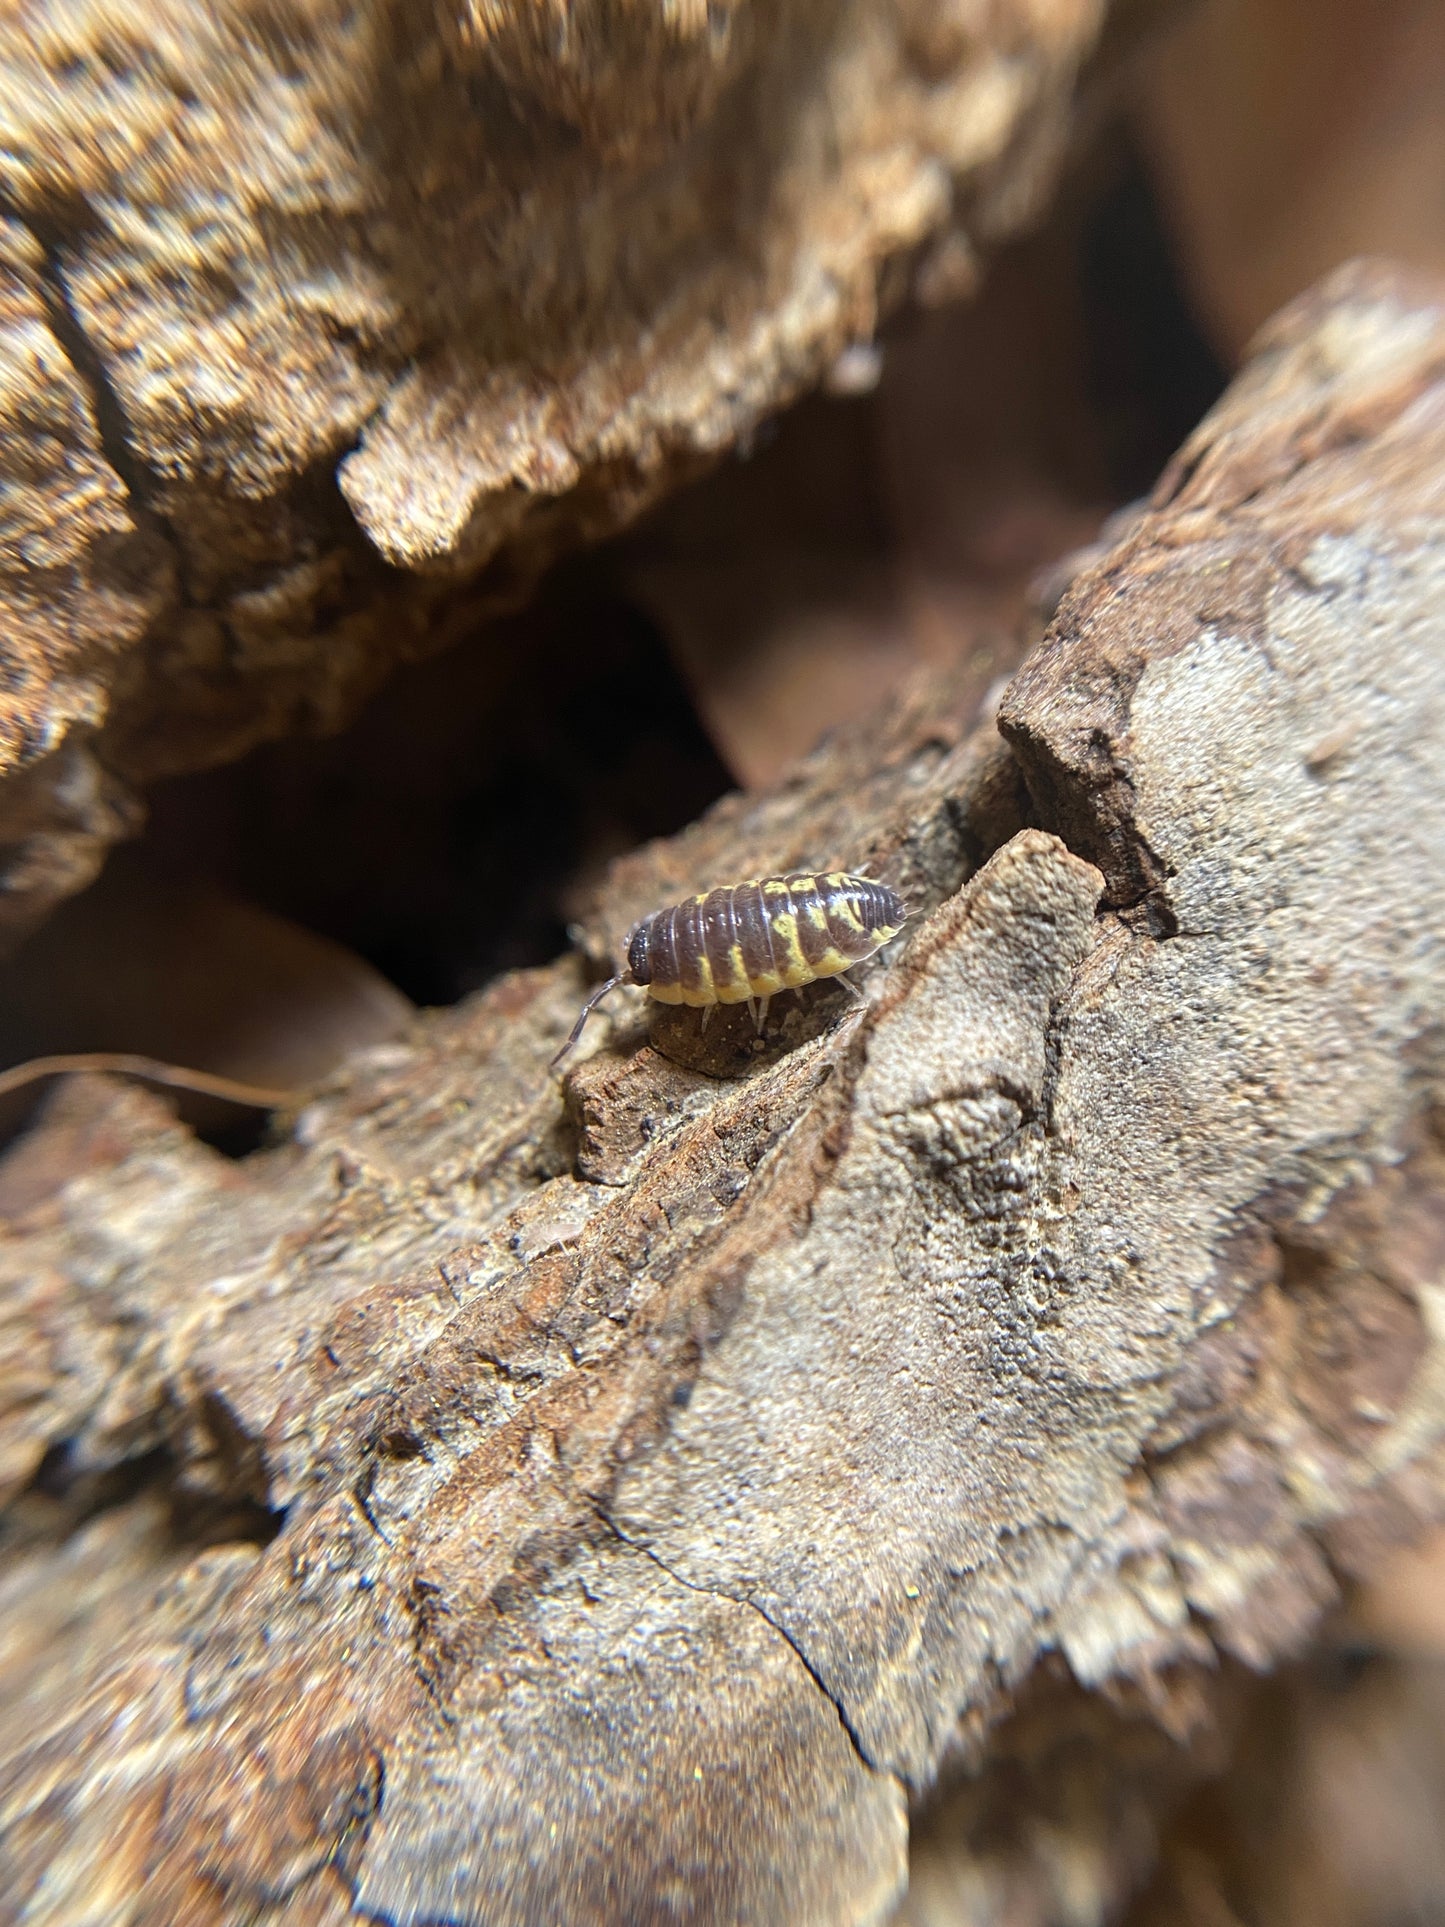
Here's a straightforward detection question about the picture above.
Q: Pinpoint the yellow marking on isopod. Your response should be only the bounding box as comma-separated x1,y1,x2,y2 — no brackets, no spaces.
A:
808,946,854,979
816,874,865,932
676,951,716,1006
714,943,751,1003
761,912,812,988
744,968,787,998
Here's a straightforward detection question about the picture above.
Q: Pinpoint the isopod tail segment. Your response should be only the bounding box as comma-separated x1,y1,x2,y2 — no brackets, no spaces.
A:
550,871,908,1073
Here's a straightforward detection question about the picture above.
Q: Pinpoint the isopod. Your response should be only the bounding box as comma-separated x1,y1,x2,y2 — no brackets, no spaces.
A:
553,871,907,1068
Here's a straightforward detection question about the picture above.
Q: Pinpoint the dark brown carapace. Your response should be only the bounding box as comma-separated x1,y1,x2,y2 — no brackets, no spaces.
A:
553,871,907,1068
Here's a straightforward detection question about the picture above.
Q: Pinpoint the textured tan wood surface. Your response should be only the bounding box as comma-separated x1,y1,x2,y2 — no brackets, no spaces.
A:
0,0,1114,945
0,259,1442,1923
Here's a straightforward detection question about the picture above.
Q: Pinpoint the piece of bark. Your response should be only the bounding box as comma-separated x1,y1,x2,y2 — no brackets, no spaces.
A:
1,258,1444,1924
0,218,169,938
0,0,1119,946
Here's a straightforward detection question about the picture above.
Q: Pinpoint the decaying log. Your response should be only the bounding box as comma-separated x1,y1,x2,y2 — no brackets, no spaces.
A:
1,257,1444,1924
0,0,1117,945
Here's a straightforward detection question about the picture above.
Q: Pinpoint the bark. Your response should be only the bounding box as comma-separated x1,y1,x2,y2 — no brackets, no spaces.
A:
0,0,1116,945
1,258,1443,1925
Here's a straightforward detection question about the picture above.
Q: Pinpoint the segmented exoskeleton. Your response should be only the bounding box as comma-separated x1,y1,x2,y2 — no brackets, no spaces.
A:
553,871,907,1068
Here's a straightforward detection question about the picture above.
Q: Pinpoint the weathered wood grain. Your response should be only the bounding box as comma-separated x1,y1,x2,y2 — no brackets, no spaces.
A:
0,0,1117,943
0,259,1442,1924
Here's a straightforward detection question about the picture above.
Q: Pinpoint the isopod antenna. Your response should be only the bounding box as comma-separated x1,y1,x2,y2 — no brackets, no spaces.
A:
551,974,626,1073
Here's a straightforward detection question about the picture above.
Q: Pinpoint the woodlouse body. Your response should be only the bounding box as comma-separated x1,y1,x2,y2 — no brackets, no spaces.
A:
554,872,907,1067
628,872,905,1004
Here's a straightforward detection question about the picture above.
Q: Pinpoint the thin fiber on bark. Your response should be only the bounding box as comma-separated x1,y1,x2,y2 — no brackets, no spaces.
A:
0,259,1443,1924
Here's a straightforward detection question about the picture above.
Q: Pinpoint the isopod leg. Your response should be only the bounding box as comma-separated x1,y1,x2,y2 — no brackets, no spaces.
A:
838,971,866,1003
747,994,760,1033
757,995,771,1032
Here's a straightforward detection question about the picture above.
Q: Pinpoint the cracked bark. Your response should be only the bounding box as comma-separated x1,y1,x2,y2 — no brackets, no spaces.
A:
602,1508,878,1772
0,0,1124,944
0,259,1443,1924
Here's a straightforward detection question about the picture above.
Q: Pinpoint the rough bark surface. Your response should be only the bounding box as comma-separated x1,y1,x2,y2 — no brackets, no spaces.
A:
0,0,1112,945
1,259,1443,1924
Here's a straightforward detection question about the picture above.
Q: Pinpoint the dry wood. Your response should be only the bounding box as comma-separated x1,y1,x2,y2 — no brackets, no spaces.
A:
0,259,1443,1924
0,0,1116,944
